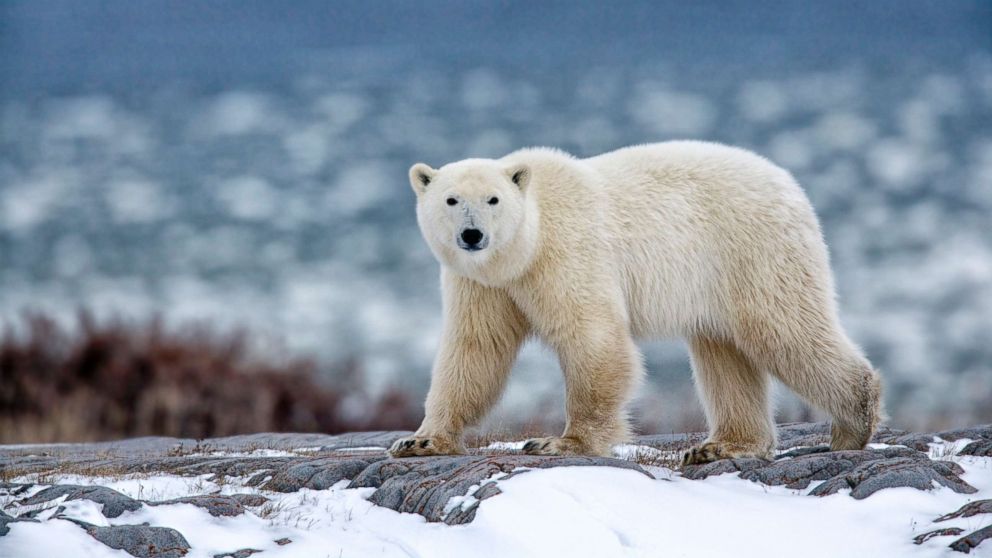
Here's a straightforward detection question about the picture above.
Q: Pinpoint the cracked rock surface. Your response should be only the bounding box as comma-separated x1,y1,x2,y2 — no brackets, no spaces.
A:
2,423,992,555
681,445,977,499
350,454,650,525
149,495,249,517
19,484,142,518
66,520,191,558
937,499,992,522
932,498,992,554
960,439,992,457
949,525,992,554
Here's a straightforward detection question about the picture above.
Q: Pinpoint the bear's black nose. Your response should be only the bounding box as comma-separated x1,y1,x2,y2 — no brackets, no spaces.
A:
460,228,484,246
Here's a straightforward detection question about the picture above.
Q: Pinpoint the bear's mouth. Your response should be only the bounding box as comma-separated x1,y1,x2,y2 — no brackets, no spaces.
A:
457,238,489,252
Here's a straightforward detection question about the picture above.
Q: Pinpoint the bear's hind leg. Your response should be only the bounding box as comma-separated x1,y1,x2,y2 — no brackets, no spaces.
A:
745,329,883,452
827,356,883,450
683,336,776,465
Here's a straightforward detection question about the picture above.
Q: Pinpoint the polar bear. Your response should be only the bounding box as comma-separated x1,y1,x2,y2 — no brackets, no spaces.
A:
389,141,883,464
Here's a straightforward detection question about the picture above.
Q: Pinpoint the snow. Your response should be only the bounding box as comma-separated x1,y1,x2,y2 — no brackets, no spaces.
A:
441,471,508,521
3,444,991,557
486,440,528,451
4,520,118,558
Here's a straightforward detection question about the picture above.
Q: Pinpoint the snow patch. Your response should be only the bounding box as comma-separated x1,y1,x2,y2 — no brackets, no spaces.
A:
3,455,992,557
441,471,508,521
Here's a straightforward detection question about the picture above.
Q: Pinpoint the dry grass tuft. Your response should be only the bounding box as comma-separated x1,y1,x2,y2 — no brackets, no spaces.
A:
0,311,421,443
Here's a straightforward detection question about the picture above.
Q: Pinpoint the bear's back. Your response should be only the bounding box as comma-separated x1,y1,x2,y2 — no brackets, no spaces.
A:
583,141,822,338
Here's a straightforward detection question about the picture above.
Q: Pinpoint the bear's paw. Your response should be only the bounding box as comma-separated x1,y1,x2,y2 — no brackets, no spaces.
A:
388,436,465,458
521,436,594,456
682,440,773,465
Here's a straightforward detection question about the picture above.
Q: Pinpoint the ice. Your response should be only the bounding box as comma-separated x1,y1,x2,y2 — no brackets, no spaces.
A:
628,88,716,136
214,175,279,221
738,80,789,123
1,60,991,430
198,91,280,137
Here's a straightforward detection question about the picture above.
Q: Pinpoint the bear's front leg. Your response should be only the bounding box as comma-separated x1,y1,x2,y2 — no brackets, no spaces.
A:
390,272,529,458
523,319,642,457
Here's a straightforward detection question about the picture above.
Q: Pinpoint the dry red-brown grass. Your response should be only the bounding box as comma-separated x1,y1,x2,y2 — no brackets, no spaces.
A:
0,312,421,443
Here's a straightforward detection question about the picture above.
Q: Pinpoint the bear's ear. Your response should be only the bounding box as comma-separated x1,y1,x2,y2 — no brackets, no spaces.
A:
408,163,436,196
505,163,530,191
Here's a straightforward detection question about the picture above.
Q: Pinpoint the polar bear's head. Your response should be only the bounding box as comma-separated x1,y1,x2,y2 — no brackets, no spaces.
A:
409,159,533,279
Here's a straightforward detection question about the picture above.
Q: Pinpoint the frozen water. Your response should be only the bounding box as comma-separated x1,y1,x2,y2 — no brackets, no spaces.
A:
0,2,989,430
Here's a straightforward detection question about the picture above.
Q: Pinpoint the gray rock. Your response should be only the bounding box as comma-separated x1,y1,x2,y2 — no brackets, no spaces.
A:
0,509,13,536
181,431,409,453
20,485,142,518
314,431,412,451
636,422,911,453
12,506,51,519
0,432,408,485
349,454,651,525
775,422,913,450
876,424,992,452
914,527,964,545
683,448,916,484
0,482,34,497
0,432,412,461
875,433,937,451
229,493,269,507
745,452,872,489
776,422,833,449
960,439,992,457
809,457,976,499
750,448,922,489
78,522,191,558
681,458,767,480
213,549,262,558
2,423,990,531
632,432,705,451
775,445,831,459
245,472,272,487
149,495,246,517
683,446,976,499
937,425,992,442
936,499,992,522
949,525,992,554
261,458,382,492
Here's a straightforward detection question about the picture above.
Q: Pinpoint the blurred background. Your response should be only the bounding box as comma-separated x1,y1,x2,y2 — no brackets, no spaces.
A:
1,1,990,443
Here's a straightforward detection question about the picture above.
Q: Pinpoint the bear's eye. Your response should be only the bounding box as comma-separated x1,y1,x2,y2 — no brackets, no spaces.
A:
446,197,458,206
488,197,499,205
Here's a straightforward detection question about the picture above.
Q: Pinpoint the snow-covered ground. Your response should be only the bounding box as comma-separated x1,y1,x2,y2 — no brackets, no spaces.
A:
2,441,990,557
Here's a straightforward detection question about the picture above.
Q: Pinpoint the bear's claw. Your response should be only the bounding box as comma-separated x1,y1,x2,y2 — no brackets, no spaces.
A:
388,435,463,458
522,439,551,453
681,440,773,466
682,443,726,465
521,436,589,456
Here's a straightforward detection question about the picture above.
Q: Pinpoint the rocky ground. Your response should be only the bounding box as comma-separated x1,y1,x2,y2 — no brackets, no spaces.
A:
2,423,991,557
